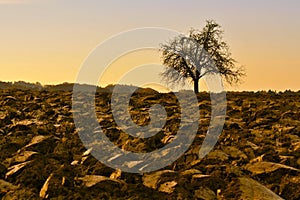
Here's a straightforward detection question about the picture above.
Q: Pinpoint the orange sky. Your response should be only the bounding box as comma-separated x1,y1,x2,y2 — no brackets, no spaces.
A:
0,0,299,91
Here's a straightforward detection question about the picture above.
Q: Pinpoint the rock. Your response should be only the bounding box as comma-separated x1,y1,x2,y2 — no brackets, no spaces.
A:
39,173,53,199
12,151,38,164
80,147,93,164
158,180,177,194
223,146,248,160
24,136,49,148
180,169,202,176
5,161,32,178
281,111,300,120
191,174,224,193
192,174,211,180
22,135,58,154
76,175,106,187
238,177,284,200
206,150,229,162
0,179,17,194
142,170,177,190
76,175,124,188
246,141,259,150
245,161,300,175
110,168,121,180
194,187,216,200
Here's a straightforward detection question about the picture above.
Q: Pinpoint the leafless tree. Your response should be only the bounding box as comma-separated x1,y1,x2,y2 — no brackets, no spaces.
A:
160,20,245,93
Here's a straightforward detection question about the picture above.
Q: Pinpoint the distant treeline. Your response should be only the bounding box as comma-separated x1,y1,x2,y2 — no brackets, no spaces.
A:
0,81,104,91
0,81,156,93
0,81,299,95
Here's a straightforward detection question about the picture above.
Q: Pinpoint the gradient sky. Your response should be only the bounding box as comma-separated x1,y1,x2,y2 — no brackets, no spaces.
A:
0,0,299,91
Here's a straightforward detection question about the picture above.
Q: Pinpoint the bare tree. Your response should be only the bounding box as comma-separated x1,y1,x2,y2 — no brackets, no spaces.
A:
160,20,245,93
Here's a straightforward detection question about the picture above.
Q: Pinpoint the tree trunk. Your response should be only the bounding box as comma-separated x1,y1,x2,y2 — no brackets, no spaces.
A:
193,79,199,94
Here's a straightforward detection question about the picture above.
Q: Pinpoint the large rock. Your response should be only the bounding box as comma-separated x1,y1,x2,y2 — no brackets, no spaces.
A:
237,177,283,200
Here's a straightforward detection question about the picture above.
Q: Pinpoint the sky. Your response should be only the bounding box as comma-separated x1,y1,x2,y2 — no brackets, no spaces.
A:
0,0,299,91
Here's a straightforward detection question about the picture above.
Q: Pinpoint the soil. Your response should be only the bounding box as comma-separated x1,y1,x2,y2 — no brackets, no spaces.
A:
0,89,299,199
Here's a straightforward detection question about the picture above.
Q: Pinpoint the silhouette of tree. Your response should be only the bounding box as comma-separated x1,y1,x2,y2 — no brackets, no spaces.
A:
160,20,245,93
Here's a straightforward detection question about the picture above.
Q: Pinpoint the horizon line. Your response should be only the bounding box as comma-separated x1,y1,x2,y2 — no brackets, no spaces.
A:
1,80,299,93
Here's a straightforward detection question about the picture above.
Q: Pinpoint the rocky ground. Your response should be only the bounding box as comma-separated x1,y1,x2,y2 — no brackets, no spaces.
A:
0,89,299,199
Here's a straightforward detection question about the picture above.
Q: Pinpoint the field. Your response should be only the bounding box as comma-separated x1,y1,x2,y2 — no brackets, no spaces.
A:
0,89,299,199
